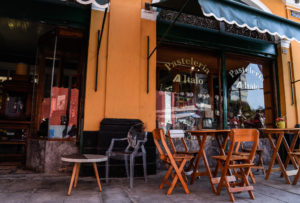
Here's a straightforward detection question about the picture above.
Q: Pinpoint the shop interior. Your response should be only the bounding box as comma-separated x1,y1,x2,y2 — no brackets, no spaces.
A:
0,16,87,168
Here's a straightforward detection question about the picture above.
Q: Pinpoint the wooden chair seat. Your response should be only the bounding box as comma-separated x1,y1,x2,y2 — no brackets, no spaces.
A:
212,155,248,161
176,150,198,155
160,154,194,162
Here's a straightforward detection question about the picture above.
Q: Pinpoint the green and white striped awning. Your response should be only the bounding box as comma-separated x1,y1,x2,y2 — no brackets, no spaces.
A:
152,0,300,42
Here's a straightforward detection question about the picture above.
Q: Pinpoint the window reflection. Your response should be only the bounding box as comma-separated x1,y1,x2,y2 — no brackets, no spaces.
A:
156,46,220,132
226,55,274,129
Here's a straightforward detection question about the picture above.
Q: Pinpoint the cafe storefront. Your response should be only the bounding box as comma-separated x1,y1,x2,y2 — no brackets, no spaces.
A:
156,43,277,132
151,0,300,134
80,0,300,162
2,0,299,174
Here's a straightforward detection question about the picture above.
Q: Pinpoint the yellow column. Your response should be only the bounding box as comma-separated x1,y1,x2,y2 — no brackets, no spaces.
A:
277,40,297,127
84,0,157,131
291,41,300,126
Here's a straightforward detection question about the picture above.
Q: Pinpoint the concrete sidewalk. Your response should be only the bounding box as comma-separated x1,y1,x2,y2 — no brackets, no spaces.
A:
0,170,299,203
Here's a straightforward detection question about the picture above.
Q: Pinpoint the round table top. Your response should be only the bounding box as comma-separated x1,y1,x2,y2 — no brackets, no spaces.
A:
61,154,108,163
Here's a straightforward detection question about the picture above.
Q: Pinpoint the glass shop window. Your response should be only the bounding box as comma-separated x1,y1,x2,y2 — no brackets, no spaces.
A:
156,45,221,132
226,53,276,129
34,28,85,139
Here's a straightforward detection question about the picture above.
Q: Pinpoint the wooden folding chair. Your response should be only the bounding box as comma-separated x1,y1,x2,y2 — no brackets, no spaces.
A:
290,149,300,185
168,129,197,174
152,128,193,195
212,129,259,202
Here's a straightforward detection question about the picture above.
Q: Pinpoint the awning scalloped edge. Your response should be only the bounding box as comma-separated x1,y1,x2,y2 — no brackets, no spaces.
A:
201,7,300,43
76,0,109,9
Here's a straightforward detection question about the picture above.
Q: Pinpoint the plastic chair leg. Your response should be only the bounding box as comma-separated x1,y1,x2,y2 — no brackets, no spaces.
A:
124,155,129,178
105,158,109,183
130,155,135,188
143,152,147,182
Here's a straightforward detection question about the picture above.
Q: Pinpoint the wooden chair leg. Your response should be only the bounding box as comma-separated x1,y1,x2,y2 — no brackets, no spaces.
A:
292,169,300,185
214,160,221,177
167,159,189,195
223,173,235,202
74,163,81,188
293,156,300,185
93,163,102,192
68,163,78,196
186,157,196,172
241,168,255,200
249,170,256,184
160,165,173,189
258,151,265,175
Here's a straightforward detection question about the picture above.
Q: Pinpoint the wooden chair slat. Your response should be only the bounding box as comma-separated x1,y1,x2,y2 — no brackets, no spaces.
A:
229,186,254,193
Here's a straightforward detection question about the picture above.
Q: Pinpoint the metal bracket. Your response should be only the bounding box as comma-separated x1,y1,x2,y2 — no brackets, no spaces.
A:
95,7,108,92
147,36,150,93
146,0,192,94
288,62,300,105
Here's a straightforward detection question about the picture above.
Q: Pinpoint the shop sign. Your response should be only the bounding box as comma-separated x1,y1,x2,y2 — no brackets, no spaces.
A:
236,82,260,90
173,74,204,85
164,57,209,74
228,66,264,82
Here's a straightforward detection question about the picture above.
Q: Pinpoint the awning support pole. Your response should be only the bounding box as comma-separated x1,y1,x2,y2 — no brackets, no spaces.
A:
147,36,150,93
146,0,192,93
95,7,108,92
289,62,295,105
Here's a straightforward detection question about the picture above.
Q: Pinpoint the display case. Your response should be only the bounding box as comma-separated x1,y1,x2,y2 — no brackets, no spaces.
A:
0,64,33,163
0,120,30,163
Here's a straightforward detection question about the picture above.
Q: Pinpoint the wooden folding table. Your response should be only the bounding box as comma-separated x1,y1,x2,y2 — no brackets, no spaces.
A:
188,129,231,193
262,128,300,184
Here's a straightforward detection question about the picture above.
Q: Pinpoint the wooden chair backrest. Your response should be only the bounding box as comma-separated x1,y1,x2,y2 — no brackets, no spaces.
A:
153,128,168,160
228,129,259,163
168,129,188,153
153,128,176,163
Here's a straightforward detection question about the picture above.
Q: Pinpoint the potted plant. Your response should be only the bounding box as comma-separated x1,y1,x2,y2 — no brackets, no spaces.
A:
276,117,285,129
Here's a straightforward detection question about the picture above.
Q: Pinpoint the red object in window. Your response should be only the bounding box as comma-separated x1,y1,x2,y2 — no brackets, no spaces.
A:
50,87,68,125
156,91,165,128
68,89,79,127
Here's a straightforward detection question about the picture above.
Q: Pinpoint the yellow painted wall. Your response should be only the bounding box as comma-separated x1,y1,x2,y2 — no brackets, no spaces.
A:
84,0,156,131
260,0,286,17
84,9,109,131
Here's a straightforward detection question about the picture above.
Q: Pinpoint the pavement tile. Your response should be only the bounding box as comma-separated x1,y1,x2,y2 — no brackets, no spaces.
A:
0,169,299,203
